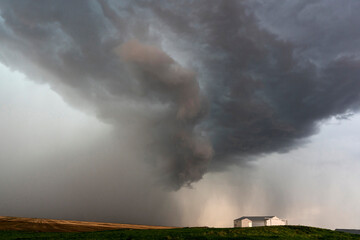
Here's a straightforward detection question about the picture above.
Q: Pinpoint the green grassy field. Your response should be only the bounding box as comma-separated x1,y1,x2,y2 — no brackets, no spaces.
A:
0,226,359,240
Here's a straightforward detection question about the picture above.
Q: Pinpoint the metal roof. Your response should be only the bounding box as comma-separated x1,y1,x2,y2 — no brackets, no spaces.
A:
234,216,275,221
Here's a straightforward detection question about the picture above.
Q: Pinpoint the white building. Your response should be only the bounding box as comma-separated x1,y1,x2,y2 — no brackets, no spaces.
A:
234,216,287,228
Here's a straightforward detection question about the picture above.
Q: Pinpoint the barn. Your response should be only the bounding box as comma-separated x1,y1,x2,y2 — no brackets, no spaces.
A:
234,216,287,228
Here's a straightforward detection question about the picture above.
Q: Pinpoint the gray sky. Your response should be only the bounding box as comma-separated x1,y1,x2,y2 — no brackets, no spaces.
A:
1,0,360,229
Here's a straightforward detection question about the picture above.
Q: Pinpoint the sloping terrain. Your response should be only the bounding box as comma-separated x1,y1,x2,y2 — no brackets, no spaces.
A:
0,216,174,232
1,217,360,239
1,226,360,240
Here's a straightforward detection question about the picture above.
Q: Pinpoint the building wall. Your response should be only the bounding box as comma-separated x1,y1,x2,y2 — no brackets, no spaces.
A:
241,219,252,227
265,217,287,226
234,216,287,228
234,219,252,227
252,220,266,227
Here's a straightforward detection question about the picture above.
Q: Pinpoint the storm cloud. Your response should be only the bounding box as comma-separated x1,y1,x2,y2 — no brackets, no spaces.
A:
1,0,360,190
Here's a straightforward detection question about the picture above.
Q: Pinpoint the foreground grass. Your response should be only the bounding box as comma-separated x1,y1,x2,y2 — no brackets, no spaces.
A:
1,226,359,240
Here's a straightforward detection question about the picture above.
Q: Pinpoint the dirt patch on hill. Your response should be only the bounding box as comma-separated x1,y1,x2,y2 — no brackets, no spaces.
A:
0,216,176,232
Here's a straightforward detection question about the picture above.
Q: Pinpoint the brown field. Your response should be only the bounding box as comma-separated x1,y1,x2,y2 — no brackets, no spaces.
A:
0,216,175,232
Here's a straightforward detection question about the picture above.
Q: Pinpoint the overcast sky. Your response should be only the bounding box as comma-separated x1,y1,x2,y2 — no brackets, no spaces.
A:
1,0,360,229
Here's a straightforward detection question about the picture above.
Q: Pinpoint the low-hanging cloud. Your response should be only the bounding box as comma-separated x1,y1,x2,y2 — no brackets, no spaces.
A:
0,0,360,190
117,39,212,187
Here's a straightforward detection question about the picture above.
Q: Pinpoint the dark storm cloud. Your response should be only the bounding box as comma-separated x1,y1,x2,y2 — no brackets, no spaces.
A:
117,39,212,187
1,0,360,188
144,0,360,167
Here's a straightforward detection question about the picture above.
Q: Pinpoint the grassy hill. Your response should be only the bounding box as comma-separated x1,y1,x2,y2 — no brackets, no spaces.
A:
0,216,359,239
1,226,360,239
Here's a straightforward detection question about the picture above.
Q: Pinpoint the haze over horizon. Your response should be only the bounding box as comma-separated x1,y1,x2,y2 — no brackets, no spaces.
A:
1,0,360,229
